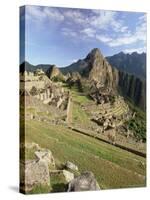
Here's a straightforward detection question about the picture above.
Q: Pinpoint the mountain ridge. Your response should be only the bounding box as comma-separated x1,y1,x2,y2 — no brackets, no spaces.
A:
106,51,146,79
20,48,146,110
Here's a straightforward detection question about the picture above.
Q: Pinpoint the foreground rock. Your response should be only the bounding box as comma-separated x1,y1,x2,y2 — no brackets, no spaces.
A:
63,170,74,183
35,149,55,169
67,171,100,192
65,161,78,171
20,160,50,192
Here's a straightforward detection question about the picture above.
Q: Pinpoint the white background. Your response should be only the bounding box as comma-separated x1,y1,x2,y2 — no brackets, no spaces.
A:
0,0,149,199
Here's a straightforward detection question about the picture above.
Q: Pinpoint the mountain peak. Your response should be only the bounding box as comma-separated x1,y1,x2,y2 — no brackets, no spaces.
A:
86,48,102,60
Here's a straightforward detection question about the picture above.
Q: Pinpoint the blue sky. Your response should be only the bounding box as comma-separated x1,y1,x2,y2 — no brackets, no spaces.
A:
20,6,146,67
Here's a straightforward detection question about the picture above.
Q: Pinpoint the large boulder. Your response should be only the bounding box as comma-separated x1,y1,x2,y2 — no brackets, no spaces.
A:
67,171,100,192
34,149,55,169
20,160,50,192
63,170,74,183
65,161,78,171
25,142,40,150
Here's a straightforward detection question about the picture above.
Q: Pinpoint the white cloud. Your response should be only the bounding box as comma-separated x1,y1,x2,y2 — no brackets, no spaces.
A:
26,6,46,21
91,11,117,30
44,7,64,21
96,34,112,43
26,6,64,22
90,10,128,33
123,47,146,54
62,28,78,38
25,6,146,50
81,28,96,38
71,59,78,63
108,14,146,47
63,9,87,25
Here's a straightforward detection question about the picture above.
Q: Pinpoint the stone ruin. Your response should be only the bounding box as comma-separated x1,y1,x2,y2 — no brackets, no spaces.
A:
32,85,70,111
93,115,116,130
20,68,70,111
89,81,115,105
20,143,100,193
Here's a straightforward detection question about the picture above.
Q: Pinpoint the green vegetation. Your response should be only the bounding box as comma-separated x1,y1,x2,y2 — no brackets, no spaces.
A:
126,100,146,142
127,118,146,141
27,184,51,194
51,75,65,83
72,103,90,126
50,174,68,193
23,119,146,189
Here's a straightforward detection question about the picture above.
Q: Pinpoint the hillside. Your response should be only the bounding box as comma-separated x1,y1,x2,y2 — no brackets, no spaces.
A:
106,52,146,79
20,47,146,193
20,49,146,111
20,61,53,73
60,48,146,110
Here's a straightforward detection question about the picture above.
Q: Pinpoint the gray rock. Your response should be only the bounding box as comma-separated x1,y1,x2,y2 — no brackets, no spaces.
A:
20,160,50,192
63,170,74,183
65,161,78,171
34,149,55,168
67,171,100,192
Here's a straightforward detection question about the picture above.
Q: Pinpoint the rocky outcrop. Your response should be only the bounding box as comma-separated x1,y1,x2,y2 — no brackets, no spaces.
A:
20,142,102,193
118,71,146,110
61,48,146,110
46,65,64,81
67,171,100,192
106,51,146,79
20,143,55,193
20,159,50,192
65,161,78,171
35,149,55,169
84,48,114,88
62,170,74,183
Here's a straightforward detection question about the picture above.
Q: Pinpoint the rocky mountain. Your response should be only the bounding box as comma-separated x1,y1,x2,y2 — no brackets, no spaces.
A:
20,48,146,110
60,59,88,75
118,71,146,110
62,48,118,91
46,65,64,80
60,48,146,110
20,61,53,73
106,52,146,79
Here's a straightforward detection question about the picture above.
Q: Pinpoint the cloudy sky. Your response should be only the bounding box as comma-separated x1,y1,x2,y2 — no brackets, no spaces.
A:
20,5,146,67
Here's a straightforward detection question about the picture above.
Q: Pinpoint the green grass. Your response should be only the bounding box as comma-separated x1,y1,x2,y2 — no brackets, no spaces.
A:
62,83,92,105
125,100,146,141
27,184,51,194
50,173,68,192
72,103,90,126
23,119,146,190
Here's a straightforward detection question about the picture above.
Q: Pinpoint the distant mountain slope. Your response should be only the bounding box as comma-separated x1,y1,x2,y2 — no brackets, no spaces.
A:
60,59,88,75
20,61,53,73
60,48,146,110
20,48,146,110
118,71,146,111
106,52,146,79
62,51,146,80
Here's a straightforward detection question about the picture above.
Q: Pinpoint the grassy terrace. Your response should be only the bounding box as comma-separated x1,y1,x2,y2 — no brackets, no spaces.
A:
23,119,146,189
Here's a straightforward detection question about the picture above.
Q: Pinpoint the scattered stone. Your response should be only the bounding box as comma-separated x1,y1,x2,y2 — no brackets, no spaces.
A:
67,171,100,192
35,149,55,168
20,159,50,192
65,161,78,171
107,130,116,144
63,170,74,183
25,142,40,150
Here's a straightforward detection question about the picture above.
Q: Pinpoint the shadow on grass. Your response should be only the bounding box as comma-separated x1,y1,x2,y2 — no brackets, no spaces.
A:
51,183,68,193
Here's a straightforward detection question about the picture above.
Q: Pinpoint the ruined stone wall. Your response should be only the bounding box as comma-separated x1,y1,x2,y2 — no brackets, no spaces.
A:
66,95,72,125
20,81,45,91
